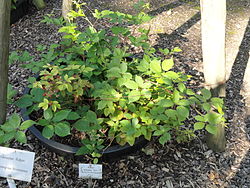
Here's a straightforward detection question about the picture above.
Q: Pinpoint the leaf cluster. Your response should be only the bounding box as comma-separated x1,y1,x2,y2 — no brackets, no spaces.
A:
12,3,226,160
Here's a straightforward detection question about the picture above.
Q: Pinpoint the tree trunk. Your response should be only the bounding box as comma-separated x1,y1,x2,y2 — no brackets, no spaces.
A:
62,0,73,21
200,0,227,152
0,0,11,124
32,0,46,10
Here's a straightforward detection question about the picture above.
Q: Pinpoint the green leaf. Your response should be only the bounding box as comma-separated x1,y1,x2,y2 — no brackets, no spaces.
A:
15,131,27,143
173,89,180,104
44,108,53,120
162,58,174,71
201,88,211,100
176,106,189,120
205,124,217,134
97,100,108,110
211,97,224,108
0,131,16,144
38,119,50,126
165,109,177,119
67,112,80,120
150,59,162,73
186,89,195,95
135,75,144,88
76,146,91,155
52,110,71,122
54,123,70,137
20,120,36,130
206,112,221,125
123,80,138,89
42,125,54,139
202,103,211,112
31,88,44,102
9,113,21,128
194,115,205,122
159,132,171,145
74,119,90,131
194,122,205,130
86,111,97,123
103,48,111,56
15,95,33,108
153,130,164,136
164,71,179,80
178,83,186,93
157,99,174,107
128,90,141,103
126,136,135,146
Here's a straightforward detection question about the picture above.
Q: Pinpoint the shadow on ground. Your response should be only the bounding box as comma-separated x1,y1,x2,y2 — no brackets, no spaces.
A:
226,18,250,186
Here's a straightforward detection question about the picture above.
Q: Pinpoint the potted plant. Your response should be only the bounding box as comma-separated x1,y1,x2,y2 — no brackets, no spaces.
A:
14,2,225,162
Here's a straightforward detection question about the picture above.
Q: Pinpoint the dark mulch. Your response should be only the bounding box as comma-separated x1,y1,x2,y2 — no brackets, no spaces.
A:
1,0,249,187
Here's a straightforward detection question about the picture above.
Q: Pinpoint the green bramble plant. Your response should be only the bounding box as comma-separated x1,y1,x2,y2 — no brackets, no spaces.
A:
12,1,225,162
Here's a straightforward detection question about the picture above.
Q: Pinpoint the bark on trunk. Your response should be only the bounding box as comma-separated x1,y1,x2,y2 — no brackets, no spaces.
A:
0,0,11,124
62,0,73,21
200,0,227,152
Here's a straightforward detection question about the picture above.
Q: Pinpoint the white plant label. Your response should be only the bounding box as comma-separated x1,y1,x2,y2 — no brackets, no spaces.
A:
79,164,102,179
0,146,35,182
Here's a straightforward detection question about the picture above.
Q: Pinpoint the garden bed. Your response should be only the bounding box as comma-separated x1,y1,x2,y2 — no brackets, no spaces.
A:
2,0,250,187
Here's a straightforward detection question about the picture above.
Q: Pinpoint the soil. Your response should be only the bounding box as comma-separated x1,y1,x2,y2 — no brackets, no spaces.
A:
1,0,250,187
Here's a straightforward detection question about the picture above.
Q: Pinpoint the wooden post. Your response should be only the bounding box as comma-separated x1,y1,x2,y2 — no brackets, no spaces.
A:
0,0,11,124
200,0,227,151
62,0,73,21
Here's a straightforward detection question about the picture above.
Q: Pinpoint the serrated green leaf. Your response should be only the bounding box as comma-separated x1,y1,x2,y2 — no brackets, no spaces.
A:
159,132,171,145
162,58,174,71
0,131,16,144
194,115,205,122
178,83,186,92
52,110,71,122
31,88,44,102
173,89,180,104
97,100,108,110
86,111,97,123
157,99,174,107
123,80,138,89
9,113,21,128
54,123,70,137
202,103,211,112
135,75,144,87
74,119,90,131
153,130,164,136
20,120,36,130
128,90,141,103
76,146,91,155
194,122,205,130
150,59,162,73
44,108,53,120
67,112,80,120
176,106,189,120
206,112,221,125
205,124,217,134
42,125,54,139
15,131,27,143
38,119,49,126
201,88,211,100
164,71,179,80
186,89,195,95
15,95,33,108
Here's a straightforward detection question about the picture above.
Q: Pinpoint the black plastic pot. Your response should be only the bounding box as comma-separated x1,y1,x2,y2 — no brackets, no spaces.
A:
11,0,29,24
21,88,148,161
